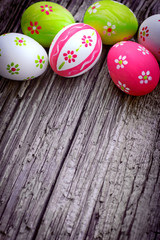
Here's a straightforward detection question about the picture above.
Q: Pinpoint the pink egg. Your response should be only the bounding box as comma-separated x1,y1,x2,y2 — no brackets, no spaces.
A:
107,41,160,96
49,23,102,77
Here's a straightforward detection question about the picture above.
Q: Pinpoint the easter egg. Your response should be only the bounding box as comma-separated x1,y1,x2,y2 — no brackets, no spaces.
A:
138,14,160,61
21,1,75,47
49,23,102,77
107,41,160,96
83,1,138,45
0,33,48,81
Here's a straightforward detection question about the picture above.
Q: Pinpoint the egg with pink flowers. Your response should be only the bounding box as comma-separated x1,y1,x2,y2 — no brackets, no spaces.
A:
138,14,160,61
49,23,102,77
107,41,160,96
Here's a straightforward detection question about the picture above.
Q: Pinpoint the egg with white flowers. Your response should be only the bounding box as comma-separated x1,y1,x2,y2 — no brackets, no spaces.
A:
138,14,160,61
49,23,102,77
107,41,160,96
0,33,48,81
83,1,138,45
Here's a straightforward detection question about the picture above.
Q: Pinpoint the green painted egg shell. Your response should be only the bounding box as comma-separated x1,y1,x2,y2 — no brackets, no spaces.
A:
83,1,138,45
21,1,75,47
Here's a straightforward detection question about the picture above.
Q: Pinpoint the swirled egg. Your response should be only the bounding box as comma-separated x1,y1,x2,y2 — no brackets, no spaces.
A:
0,33,48,81
107,41,160,96
21,1,75,47
138,14,160,61
49,23,102,77
83,1,138,45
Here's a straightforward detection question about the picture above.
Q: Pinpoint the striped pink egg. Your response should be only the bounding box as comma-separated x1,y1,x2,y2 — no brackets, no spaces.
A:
49,23,102,77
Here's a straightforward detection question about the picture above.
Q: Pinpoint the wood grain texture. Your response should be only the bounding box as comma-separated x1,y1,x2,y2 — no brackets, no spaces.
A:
0,0,160,240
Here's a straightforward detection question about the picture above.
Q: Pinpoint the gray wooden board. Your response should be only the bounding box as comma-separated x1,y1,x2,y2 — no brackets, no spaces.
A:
0,0,160,240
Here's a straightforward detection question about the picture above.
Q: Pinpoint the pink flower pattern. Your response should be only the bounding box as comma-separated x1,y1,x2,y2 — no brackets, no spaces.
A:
123,35,132,40
63,50,77,63
140,26,149,41
82,35,93,47
58,32,94,70
40,5,53,15
28,21,42,34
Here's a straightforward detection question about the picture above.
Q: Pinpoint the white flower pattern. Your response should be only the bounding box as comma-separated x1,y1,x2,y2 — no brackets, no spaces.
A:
115,55,128,69
138,71,152,84
103,22,116,36
117,81,130,93
88,2,101,14
113,41,126,48
137,46,149,55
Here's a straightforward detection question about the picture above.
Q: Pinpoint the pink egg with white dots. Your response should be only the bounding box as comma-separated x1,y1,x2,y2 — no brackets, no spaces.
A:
49,23,102,77
107,41,160,96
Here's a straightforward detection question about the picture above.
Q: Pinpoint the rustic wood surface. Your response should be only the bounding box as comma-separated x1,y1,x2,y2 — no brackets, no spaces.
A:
0,0,160,240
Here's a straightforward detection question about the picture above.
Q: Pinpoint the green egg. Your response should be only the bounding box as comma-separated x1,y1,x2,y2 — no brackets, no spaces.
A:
21,1,75,47
83,1,138,45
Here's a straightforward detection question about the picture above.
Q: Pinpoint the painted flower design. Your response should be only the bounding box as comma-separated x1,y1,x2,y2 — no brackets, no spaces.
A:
63,50,77,63
140,26,149,41
24,76,35,81
123,35,132,41
113,41,126,48
115,56,128,69
28,21,42,34
6,62,20,75
138,71,152,84
35,55,45,69
81,35,93,47
1,33,8,36
88,2,101,14
14,37,26,46
137,46,149,55
103,22,116,36
58,50,77,70
40,4,53,15
117,81,130,93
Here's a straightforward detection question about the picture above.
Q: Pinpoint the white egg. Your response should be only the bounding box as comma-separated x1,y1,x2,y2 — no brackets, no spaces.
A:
138,14,160,61
0,33,48,80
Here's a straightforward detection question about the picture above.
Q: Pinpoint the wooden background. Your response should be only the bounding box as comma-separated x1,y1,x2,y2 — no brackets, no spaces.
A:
0,0,160,239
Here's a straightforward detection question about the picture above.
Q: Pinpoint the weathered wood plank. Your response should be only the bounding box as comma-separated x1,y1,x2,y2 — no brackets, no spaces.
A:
0,9,108,236
35,69,160,240
0,66,107,239
0,0,160,240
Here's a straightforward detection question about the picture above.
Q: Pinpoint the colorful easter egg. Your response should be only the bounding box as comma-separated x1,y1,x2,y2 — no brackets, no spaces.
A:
138,14,160,61
83,1,138,45
21,1,75,47
0,33,48,81
49,23,102,77
107,41,160,96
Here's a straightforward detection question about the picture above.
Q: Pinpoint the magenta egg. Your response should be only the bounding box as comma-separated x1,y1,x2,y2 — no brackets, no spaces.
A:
107,41,160,96
49,23,102,77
